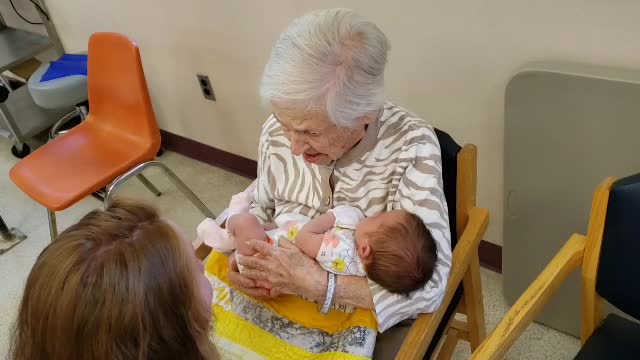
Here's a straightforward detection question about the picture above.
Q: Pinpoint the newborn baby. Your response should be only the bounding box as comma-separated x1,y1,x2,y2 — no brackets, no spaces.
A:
229,205,437,294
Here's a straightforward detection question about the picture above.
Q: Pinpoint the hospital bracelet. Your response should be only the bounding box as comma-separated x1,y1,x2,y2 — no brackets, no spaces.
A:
320,272,337,314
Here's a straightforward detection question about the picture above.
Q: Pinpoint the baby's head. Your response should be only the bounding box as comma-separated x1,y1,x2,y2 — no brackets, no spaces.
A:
355,210,437,295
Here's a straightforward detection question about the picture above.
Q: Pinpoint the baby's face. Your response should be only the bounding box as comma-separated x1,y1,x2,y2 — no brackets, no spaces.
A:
355,210,408,258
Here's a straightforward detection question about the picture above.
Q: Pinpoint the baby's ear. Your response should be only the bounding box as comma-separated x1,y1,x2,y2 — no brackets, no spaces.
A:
358,244,371,259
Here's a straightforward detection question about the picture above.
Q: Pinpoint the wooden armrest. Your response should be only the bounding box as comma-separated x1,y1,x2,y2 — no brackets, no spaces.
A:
469,233,586,360
194,237,213,261
396,207,490,360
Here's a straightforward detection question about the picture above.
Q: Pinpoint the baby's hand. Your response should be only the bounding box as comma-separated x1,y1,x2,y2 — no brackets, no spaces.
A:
263,222,278,231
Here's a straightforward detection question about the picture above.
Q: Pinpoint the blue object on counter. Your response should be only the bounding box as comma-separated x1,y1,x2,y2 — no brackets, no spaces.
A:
41,54,88,82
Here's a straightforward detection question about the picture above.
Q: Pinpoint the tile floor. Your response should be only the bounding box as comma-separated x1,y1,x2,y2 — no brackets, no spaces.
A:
0,137,580,359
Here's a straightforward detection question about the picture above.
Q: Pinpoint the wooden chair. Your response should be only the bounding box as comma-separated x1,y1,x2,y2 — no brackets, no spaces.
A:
471,173,640,360
194,129,490,359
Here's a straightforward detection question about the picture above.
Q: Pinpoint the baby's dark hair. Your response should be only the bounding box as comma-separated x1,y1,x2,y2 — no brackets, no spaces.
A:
365,211,438,295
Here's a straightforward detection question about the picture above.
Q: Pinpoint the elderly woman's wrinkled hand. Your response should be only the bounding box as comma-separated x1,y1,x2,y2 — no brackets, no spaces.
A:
236,237,326,300
228,252,273,298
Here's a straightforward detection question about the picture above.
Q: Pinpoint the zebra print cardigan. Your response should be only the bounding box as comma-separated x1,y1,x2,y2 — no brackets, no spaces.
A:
249,101,452,332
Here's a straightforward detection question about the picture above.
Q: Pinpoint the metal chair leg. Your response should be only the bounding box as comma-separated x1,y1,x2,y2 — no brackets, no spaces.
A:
0,214,12,240
136,174,161,197
49,109,80,140
0,75,13,92
105,161,214,219
78,105,88,120
0,214,26,242
47,209,57,242
91,187,106,202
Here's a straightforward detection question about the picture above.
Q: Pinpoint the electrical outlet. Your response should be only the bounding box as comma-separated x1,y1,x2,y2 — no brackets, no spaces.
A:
196,74,216,101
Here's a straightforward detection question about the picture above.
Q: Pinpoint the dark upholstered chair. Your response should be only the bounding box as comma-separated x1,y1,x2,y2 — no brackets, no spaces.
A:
472,173,640,360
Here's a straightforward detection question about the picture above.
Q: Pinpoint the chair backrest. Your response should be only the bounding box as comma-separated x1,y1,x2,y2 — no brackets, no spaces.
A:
434,128,463,248
86,32,160,153
426,128,475,357
596,173,640,320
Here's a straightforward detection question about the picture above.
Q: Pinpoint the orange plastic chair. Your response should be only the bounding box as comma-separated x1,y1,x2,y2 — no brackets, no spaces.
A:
10,32,214,241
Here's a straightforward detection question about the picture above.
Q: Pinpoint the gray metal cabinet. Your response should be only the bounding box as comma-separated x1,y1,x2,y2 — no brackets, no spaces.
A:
503,63,640,337
0,1,65,155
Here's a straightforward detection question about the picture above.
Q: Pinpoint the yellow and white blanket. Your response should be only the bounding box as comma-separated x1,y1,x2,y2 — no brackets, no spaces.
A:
206,251,378,359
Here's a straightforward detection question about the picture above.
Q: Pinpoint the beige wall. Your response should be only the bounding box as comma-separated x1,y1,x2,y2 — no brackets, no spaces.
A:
7,0,640,244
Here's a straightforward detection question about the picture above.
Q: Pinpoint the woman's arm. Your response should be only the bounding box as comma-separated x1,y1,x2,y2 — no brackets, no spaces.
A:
305,265,375,309
238,238,374,309
370,127,452,332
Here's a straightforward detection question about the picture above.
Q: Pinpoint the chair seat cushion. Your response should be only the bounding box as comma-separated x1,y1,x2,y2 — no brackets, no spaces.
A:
574,314,640,360
41,54,88,82
27,54,88,110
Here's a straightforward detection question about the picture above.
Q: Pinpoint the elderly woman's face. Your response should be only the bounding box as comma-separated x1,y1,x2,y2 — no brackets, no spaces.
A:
273,106,367,166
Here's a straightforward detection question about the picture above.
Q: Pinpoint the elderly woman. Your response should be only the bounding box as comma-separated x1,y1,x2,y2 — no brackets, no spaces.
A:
229,8,452,358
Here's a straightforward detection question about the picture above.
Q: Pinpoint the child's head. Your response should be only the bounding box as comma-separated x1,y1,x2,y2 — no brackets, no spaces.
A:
11,199,217,360
355,210,437,294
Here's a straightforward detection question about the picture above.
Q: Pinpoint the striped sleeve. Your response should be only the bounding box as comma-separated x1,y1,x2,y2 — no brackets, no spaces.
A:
249,117,277,223
370,126,452,332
